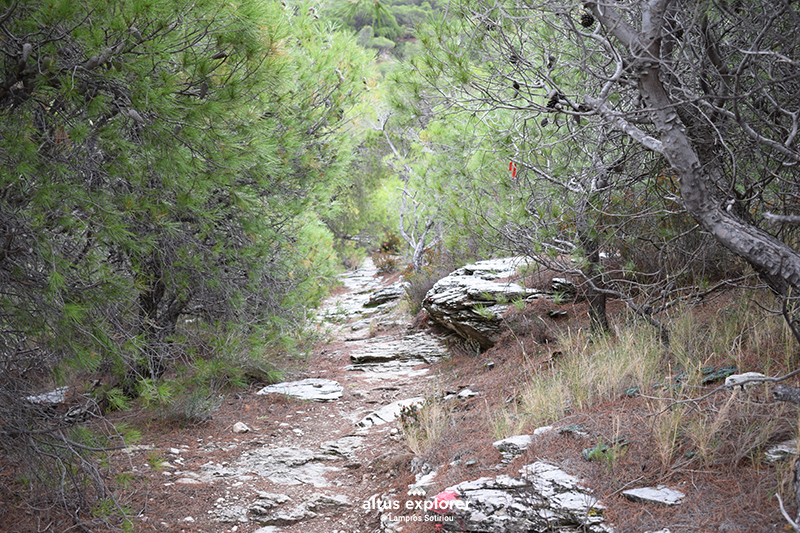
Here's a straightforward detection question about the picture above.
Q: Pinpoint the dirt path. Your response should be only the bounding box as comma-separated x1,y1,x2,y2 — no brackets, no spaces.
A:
126,259,446,533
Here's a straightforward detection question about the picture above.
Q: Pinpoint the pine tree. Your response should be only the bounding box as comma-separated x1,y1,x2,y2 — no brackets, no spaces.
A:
0,0,370,523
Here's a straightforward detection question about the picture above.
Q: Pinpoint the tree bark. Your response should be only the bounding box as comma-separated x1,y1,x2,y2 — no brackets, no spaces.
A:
575,193,609,333
638,68,800,297
588,0,800,299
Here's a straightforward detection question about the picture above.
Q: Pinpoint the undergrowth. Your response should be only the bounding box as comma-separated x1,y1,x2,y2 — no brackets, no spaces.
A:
403,288,800,530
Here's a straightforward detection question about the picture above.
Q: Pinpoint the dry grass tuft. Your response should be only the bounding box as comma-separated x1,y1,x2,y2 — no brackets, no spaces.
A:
401,399,453,456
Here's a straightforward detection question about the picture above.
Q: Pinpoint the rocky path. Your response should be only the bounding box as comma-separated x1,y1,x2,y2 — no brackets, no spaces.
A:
120,257,786,533
129,258,450,533
124,258,658,533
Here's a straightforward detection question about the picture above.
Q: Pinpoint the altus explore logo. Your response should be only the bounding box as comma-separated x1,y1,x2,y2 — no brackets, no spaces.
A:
361,490,469,513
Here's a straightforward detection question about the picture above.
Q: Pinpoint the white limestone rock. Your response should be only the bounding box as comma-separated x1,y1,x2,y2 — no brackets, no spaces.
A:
304,493,352,510
358,397,425,427
251,493,291,513
765,439,798,462
724,372,767,392
26,386,68,405
348,332,447,365
232,422,250,434
256,378,343,402
493,435,534,457
422,257,550,349
622,486,685,506
431,461,610,532
365,282,408,307
317,436,364,459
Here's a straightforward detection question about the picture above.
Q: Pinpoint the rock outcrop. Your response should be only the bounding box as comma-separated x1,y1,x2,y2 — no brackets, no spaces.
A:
348,332,447,366
425,461,610,533
422,257,550,349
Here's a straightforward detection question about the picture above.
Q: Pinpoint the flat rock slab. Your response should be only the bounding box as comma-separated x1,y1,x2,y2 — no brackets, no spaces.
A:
318,436,364,459
622,486,685,506
358,397,425,427
365,282,407,307
349,332,448,365
256,378,343,402
251,492,351,527
199,446,340,487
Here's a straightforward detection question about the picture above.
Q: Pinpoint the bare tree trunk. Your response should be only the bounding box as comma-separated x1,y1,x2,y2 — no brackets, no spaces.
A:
638,68,800,296
575,194,609,333
588,0,800,299
379,114,439,272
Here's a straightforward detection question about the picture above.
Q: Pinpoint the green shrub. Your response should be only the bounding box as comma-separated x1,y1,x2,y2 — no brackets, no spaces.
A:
381,230,403,253
287,214,343,309
374,251,400,273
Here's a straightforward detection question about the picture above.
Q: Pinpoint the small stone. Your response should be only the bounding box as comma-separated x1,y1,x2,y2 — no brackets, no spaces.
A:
176,477,203,485
622,486,685,506
408,468,438,494
358,397,425,427
765,440,798,462
457,388,478,399
232,422,250,434
493,434,534,456
724,372,766,392
184,516,195,522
